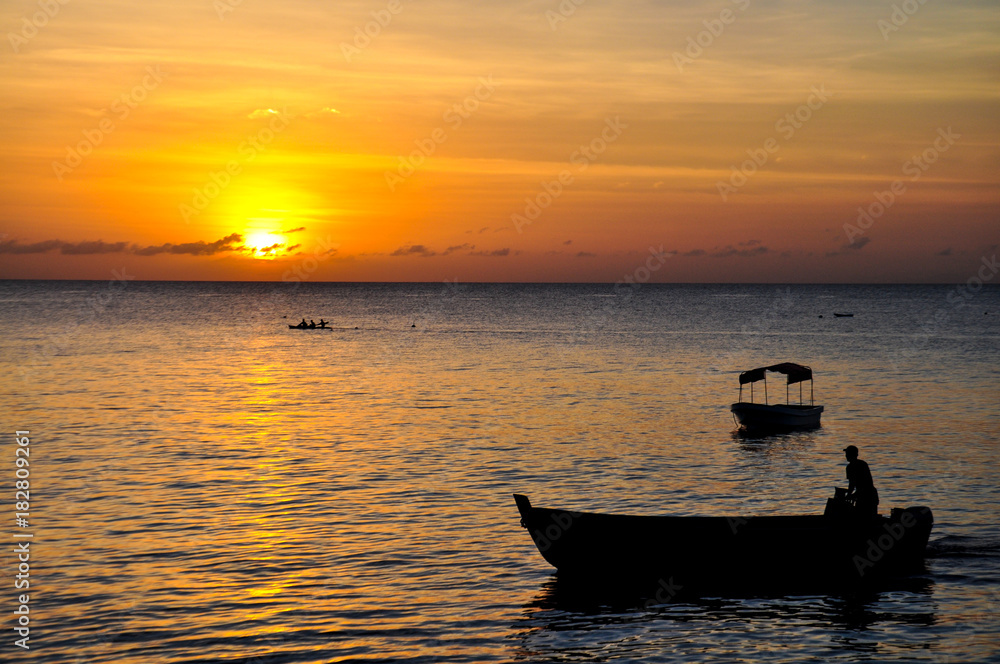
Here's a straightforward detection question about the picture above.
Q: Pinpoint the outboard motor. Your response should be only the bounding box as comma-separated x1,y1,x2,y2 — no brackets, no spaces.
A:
824,487,855,518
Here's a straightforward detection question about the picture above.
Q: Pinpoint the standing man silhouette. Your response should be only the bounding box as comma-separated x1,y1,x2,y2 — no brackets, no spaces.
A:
844,445,879,516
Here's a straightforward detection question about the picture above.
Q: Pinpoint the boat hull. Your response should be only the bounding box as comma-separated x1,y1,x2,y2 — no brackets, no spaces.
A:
288,325,332,330
513,494,932,585
731,402,823,430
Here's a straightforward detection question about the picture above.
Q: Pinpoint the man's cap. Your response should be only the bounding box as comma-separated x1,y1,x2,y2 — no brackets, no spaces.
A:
843,445,859,454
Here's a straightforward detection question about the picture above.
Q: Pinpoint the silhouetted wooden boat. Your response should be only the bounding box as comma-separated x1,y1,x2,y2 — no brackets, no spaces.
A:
833,312,854,317
730,362,823,431
288,325,332,330
513,493,933,584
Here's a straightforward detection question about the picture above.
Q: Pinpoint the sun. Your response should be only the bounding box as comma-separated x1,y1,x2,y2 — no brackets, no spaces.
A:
243,231,286,259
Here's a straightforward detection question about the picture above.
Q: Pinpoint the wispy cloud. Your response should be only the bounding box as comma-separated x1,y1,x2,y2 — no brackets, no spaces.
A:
247,108,283,119
0,240,128,255
1,239,128,255
826,236,871,257
709,245,768,258
470,247,512,257
1,234,247,256
674,246,768,258
391,244,437,257
132,233,246,256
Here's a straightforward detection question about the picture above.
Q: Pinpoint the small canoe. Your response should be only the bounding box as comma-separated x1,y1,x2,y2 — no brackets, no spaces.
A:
288,325,332,330
513,494,932,584
833,312,854,317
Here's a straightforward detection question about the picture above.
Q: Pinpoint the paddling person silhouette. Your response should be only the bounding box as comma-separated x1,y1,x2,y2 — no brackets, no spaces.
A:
844,445,879,516
298,318,308,328
318,319,328,328
309,319,317,329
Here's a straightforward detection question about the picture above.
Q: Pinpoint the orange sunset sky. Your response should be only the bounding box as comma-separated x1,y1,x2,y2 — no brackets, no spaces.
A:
1,0,997,282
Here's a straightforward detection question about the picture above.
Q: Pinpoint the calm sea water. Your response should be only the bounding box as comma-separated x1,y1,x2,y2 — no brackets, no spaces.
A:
1,281,998,663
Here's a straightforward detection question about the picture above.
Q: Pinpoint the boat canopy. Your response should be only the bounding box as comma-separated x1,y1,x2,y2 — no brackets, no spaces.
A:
738,363,813,385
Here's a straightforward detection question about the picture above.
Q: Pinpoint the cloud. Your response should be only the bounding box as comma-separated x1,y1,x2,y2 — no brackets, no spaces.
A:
470,247,512,257
576,251,597,258
672,245,768,258
444,243,474,255
1,234,251,257
827,236,871,257
391,244,437,257
282,226,306,234
0,239,129,255
937,247,952,256
247,108,283,119
0,239,64,254
59,240,131,255
563,240,573,245
133,233,245,256
709,245,769,258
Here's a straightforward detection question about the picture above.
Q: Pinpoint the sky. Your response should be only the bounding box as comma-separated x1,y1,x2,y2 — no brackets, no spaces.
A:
0,0,997,282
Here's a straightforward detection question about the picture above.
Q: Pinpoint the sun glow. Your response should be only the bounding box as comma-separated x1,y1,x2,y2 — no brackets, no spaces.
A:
244,231,286,259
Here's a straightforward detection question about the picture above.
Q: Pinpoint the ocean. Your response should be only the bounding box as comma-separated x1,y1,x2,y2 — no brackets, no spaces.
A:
1,280,998,663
